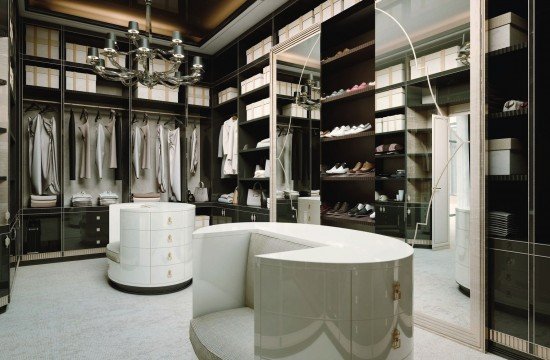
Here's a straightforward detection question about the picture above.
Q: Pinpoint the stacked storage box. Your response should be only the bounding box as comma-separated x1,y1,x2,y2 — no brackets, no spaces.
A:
246,98,270,121
488,138,527,175
246,37,272,65
188,86,210,107
278,0,363,43
375,88,405,111
25,25,59,59
134,60,180,103
488,12,527,52
241,66,270,94
218,87,238,104
25,66,59,89
375,115,406,133
375,64,405,88
282,103,308,119
276,81,301,96
66,71,96,93
409,46,466,80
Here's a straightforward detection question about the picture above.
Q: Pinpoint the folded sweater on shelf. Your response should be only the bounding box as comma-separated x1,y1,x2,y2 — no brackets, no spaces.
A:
30,199,57,208
217,193,234,203
256,138,270,148
30,195,57,201
99,191,119,199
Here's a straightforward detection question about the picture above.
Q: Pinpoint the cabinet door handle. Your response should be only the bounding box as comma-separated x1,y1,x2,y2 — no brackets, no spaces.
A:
167,234,173,243
407,209,411,215
167,217,173,225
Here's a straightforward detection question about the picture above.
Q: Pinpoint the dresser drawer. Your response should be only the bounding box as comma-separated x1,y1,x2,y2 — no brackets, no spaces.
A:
150,245,187,266
151,264,186,285
120,230,151,248
150,228,191,248
108,263,150,285
120,212,151,231
150,211,193,230
120,246,151,266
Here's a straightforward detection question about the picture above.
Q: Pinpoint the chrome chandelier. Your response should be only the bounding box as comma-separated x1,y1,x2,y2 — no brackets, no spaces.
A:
295,74,321,111
86,0,204,89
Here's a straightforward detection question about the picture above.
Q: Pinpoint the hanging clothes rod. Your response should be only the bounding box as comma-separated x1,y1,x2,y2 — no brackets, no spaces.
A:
132,109,181,117
22,98,60,105
64,103,126,111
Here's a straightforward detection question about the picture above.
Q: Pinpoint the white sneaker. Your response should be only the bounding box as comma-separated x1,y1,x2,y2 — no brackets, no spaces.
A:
326,164,340,174
326,127,340,137
370,212,376,219
332,163,349,174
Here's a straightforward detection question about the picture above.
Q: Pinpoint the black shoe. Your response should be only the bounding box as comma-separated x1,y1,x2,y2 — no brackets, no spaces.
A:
347,203,364,216
356,204,374,217
334,202,349,215
326,202,342,214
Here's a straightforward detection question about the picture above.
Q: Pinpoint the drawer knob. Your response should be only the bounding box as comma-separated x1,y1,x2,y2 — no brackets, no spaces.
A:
167,217,173,225
167,252,173,261
167,270,172,278
167,234,173,243
393,282,401,301
392,328,401,349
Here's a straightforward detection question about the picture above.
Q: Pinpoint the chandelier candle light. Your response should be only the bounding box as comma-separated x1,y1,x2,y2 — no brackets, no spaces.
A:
86,0,204,88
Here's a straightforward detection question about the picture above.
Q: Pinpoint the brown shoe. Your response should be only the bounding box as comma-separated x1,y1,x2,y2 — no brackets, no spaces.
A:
358,161,375,173
334,202,349,215
349,161,362,174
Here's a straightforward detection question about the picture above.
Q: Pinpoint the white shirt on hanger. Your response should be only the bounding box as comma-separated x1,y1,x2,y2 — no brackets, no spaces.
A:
222,117,238,175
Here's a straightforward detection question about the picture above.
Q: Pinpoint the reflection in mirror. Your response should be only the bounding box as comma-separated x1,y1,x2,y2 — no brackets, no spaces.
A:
274,34,321,223
375,0,472,330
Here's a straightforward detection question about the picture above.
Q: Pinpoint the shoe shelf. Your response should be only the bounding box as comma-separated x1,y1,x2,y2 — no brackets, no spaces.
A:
322,173,375,181
322,213,375,227
487,174,528,182
321,85,375,105
239,178,269,182
375,130,405,136
321,131,374,143
321,40,375,68
374,153,405,159
487,43,528,58
488,109,528,119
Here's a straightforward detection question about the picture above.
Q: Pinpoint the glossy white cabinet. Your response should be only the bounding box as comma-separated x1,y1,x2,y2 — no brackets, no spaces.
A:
107,203,195,292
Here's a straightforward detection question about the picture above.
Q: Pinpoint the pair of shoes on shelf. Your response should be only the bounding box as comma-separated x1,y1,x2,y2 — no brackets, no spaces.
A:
348,203,375,218
326,201,350,215
326,162,349,175
346,82,368,92
349,161,375,174
322,124,372,137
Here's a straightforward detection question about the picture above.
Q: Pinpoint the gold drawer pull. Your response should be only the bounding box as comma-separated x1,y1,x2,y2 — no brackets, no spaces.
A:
167,252,173,261
167,234,173,243
167,270,172,278
167,216,173,225
392,329,401,349
393,282,401,301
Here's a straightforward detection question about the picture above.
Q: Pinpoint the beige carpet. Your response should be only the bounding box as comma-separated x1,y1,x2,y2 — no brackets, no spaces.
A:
0,258,502,360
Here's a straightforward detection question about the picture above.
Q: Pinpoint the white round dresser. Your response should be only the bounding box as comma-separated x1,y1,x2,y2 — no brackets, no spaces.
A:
106,202,195,294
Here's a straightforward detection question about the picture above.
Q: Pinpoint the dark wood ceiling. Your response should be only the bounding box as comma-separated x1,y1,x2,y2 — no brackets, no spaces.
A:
26,0,253,45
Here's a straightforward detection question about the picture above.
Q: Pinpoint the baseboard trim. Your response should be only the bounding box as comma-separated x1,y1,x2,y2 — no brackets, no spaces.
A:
488,329,550,359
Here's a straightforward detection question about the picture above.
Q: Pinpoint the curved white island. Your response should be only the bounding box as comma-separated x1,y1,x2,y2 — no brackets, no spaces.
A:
191,223,414,360
106,202,195,294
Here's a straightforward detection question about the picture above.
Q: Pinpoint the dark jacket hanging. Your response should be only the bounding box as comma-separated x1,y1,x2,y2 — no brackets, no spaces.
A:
114,112,123,180
69,109,76,180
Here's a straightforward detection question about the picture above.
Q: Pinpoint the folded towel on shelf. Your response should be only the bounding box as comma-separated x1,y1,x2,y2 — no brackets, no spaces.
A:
217,192,234,203
30,195,57,201
254,170,267,178
99,191,119,200
30,199,57,208
256,138,270,148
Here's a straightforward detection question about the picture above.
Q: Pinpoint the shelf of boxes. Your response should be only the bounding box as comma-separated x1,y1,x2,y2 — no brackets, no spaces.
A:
278,0,363,43
66,71,96,93
246,37,272,65
187,85,210,107
375,114,406,134
25,65,59,89
134,59,180,103
241,66,270,95
245,98,270,121
66,42,126,69
409,46,467,81
375,88,405,112
218,87,238,105
25,25,59,59
375,64,405,89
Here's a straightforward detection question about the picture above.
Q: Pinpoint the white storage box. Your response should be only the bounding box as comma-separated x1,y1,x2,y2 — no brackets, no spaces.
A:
246,48,253,64
27,66,59,88
488,12,527,52
387,118,396,132
152,85,164,101
302,11,314,29
489,150,526,175
288,18,302,38
343,0,361,10
278,26,289,44
253,43,263,61
488,138,522,151
263,66,271,84
262,99,271,117
253,73,264,89
395,114,406,131
322,1,334,21
168,89,179,103
409,57,425,80
382,118,389,133
333,0,343,16
263,36,272,54
444,46,462,71
425,51,443,75
375,88,405,111
375,118,382,133
376,64,404,89
135,84,149,99
246,104,253,120
314,6,322,24
26,25,59,59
